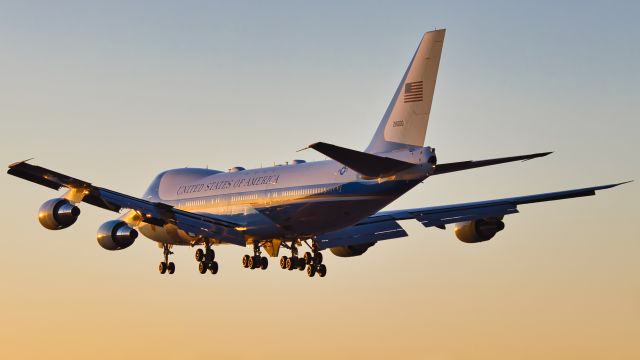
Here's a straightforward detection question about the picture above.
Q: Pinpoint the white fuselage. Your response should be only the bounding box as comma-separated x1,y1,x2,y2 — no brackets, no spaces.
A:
137,147,434,246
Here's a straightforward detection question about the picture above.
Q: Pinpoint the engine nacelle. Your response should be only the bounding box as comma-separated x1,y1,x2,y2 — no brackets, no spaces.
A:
330,242,376,257
97,220,138,251
38,198,81,230
453,218,505,243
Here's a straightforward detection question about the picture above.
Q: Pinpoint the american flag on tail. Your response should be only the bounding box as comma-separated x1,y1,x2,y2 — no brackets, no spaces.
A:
403,81,423,103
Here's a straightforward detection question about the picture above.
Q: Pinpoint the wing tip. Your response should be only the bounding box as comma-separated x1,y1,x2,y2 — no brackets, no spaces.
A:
612,180,634,187
298,142,324,152
595,180,633,191
8,158,34,169
522,151,553,161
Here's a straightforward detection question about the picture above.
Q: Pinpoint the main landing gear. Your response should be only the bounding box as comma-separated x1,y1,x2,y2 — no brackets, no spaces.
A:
195,242,218,275
279,241,327,278
158,244,175,275
242,242,268,271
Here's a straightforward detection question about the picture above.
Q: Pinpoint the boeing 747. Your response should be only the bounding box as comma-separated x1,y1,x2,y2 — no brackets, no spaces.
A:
7,29,628,277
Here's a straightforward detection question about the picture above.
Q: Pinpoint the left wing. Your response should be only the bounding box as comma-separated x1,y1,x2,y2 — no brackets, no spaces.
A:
315,182,629,249
7,160,247,245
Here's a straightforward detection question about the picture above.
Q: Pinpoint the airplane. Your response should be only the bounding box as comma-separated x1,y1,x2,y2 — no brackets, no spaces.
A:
7,29,629,278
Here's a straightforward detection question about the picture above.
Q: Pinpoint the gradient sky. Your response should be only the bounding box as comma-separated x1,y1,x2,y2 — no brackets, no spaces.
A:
1,1,638,359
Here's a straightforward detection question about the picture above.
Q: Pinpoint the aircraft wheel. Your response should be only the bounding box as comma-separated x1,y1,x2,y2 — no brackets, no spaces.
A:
280,256,288,269
242,254,250,268
195,249,204,262
306,264,316,277
159,261,167,274
248,256,255,269
313,252,323,264
198,261,208,274
205,249,215,262
297,259,306,271
167,262,175,274
303,252,313,264
317,264,327,277
286,257,295,271
209,261,219,274
260,256,268,270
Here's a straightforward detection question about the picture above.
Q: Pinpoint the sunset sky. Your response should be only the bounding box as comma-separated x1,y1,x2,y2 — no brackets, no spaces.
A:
0,1,638,359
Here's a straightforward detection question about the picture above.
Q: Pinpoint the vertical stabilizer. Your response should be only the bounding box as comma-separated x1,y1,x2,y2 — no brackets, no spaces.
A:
365,29,445,154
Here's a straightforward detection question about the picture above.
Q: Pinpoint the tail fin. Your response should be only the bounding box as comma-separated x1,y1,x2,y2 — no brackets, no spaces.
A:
365,29,446,154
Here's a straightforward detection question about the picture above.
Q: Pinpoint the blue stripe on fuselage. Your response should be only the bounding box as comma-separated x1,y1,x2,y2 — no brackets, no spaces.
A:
145,178,422,239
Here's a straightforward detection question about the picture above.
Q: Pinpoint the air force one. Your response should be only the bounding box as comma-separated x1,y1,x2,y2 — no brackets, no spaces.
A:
7,29,628,278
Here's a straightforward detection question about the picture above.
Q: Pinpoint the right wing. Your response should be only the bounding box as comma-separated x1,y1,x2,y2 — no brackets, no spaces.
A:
7,160,247,246
315,182,629,249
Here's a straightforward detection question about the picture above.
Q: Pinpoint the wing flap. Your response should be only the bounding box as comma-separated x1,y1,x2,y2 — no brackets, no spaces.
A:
315,220,407,250
415,204,518,228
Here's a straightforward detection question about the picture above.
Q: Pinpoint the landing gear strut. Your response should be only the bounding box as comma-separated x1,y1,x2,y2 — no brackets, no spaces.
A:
196,242,218,275
305,247,326,278
242,242,268,270
279,242,305,272
159,244,175,275
279,240,327,277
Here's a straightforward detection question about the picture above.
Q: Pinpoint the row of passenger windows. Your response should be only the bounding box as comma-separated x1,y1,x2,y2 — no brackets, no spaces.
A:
279,186,330,198
178,186,334,209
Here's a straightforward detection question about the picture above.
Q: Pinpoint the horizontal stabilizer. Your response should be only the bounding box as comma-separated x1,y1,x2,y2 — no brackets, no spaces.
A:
432,152,552,175
307,142,415,178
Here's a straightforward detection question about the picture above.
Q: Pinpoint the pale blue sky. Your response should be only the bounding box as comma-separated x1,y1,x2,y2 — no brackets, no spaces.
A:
0,1,638,359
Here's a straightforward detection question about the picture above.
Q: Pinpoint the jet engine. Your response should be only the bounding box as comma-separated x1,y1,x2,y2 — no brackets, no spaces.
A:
330,242,376,257
97,220,138,250
38,198,81,230
453,218,505,243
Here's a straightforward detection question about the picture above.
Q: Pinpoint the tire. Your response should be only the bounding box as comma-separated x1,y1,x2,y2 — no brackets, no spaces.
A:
313,252,323,265
286,257,294,271
242,254,250,268
159,262,167,274
280,256,288,269
303,252,313,264
317,264,327,277
297,259,306,271
198,261,208,274
306,264,316,277
247,256,255,269
260,256,268,270
195,249,204,262
209,261,219,274
167,262,175,274
205,250,215,263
